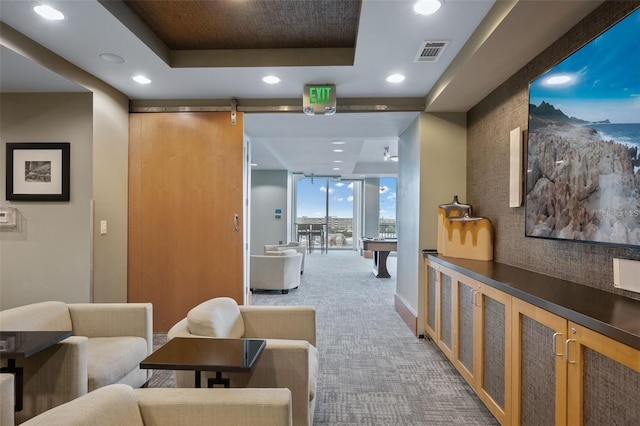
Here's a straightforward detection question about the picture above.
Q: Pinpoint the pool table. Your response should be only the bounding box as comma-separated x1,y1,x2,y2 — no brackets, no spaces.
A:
361,238,397,278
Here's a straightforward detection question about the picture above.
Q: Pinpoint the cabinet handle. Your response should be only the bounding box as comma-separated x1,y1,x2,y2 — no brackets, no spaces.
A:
472,286,482,306
552,332,563,356
565,339,576,364
233,214,239,232
471,289,480,306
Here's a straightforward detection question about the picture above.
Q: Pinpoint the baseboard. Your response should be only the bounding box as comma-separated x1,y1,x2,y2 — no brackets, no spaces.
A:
394,294,417,336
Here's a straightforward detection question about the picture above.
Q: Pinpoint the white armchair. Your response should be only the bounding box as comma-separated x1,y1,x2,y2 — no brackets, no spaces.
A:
251,249,303,294
19,384,292,426
0,374,14,426
264,242,306,273
168,298,318,426
0,301,152,424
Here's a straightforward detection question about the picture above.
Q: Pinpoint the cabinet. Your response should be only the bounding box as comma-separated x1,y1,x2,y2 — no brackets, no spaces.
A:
511,298,567,426
425,257,640,426
472,279,512,425
425,260,512,424
565,321,640,425
511,299,640,426
424,261,455,360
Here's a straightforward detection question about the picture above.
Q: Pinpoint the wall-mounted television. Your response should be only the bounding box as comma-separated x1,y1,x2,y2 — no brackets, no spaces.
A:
525,7,640,248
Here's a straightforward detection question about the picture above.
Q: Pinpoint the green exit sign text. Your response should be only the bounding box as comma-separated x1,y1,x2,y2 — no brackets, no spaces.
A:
303,84,336,115
308,86,332,104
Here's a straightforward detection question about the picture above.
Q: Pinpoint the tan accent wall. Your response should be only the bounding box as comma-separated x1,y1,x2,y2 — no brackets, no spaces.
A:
396,112,467,334
0,93,93,308
467,1,640,300
1,23,130,304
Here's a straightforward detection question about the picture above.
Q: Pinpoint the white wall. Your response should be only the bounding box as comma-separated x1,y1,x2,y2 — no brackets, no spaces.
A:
396,116,421,321
250,170,289,254
363,178,380,238
1,93,93,308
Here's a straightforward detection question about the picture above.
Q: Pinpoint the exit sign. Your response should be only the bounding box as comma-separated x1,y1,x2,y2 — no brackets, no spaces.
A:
303,84,336,115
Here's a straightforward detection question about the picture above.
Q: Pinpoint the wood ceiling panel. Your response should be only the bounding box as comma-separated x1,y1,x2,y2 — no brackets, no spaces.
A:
124,0,361,50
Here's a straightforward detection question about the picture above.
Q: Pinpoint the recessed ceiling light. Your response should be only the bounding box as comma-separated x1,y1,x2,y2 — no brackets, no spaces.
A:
333,167,341,171
33,5,65,20
331,141,346,145
413,0,442,16
262,75,281,84
333,149,344,153
98,52,126,64
132,75,151,85
386,73,406,83
333,160,342,163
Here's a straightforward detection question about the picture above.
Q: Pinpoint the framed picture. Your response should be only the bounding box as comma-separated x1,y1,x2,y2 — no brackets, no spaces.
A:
6,142,70,201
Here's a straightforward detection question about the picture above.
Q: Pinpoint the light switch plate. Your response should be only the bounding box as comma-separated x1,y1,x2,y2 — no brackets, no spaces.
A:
100,220,107,235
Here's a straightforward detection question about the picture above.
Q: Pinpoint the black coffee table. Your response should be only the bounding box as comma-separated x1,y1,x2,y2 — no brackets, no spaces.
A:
140,337,266,388
0,330,72,411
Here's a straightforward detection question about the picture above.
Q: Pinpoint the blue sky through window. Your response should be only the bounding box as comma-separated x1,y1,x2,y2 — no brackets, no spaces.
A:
296,177,396,220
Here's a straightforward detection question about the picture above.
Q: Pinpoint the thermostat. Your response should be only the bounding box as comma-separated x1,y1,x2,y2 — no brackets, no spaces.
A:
0,207,17,229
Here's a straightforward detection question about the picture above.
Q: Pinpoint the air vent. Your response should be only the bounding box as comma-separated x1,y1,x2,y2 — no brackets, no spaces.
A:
414,40,449,63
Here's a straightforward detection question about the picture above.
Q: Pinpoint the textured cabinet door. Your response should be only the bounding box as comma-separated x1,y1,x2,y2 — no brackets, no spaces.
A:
566,322,640,426
424,260,455,360
436,265,455,360
475,283,512,425
424,260,438,340
452,272,479,388
511,299,568,426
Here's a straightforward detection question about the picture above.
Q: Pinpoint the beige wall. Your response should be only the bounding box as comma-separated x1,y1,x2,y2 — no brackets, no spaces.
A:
0,93,93,308
91,91,129,302
1,24,130,306
396,112,467,332
467,1,640,301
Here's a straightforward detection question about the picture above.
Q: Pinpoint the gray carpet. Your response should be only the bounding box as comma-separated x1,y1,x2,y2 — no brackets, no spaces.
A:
149,250,498,425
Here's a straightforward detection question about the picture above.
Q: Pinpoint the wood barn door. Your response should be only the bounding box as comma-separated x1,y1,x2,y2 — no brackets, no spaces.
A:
128,112,244,331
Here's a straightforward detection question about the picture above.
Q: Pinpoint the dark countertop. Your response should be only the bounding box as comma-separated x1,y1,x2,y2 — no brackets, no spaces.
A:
423,252,640,351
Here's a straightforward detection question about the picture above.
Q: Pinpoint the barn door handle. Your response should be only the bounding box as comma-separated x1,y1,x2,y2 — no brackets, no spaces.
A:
233,214,239,232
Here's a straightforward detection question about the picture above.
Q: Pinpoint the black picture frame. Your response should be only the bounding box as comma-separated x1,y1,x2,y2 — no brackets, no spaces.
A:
6,142,70,201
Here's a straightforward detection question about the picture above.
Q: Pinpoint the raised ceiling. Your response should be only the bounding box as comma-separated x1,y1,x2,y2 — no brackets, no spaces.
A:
123,0,361,50
0,0,604,178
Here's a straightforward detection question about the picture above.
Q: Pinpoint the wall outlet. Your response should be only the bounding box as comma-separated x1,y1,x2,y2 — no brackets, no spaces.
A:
613,258,640,293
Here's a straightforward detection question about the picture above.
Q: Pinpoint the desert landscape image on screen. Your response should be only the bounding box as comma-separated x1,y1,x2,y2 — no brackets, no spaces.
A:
525,8,640,247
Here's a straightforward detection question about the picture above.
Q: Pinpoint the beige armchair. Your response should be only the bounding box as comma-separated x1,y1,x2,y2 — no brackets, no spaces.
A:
0,374,14,426
19,384,292,426
251,249,303,294
0,301,152,424
264,242,306,273
168,298,318,426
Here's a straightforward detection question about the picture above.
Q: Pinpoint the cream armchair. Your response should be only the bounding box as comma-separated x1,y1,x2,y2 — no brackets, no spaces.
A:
20,384,292,426
0,301,152,424
168,298,318,426
251,249,303,294
264,242,306,273
1,374,14,426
